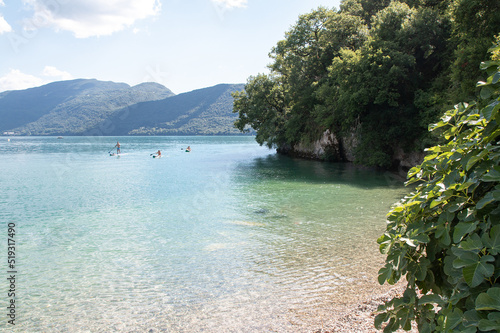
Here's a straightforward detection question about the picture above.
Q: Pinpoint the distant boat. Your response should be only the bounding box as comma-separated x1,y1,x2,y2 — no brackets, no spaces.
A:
57,136,63,139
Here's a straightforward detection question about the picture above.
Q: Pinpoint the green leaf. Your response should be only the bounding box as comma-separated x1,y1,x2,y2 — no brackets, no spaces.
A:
375,312,389,329
419,294,442,305
439,228,451,246
415,258,430,281
463,309,482,328
478,319,500,332
488,312,500,322
492,72,500,84
453,222,478,243
430,199,442,209
460,233,483,252
482,225,500,255
408,166,421,178
476,288,500,311
480,60,499,70
481,100,500,121
466,151,487,171
453,251,480,268
462,255,495,287
493,189,500,201
482,166,500,182
378,265,393,285
476,192,496,210
481,86,496,100
440,308,463,331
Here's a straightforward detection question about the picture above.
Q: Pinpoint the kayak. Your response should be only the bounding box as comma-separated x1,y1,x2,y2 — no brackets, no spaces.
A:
185,150,190,152
153,155,161,158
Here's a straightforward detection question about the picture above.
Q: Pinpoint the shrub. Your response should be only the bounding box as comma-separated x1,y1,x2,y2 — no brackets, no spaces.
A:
376,40,500,332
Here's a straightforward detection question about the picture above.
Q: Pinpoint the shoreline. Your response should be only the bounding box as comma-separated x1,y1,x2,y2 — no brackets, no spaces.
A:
313,285,409,333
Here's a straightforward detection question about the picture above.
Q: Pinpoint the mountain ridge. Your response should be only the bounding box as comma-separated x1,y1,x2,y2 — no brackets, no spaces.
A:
0,79,245,136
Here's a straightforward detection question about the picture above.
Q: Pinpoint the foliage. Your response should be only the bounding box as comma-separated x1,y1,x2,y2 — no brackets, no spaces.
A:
234,0,499,168
234,0,459,168
376,43,500,332
450,0,500,101
233,74,288,147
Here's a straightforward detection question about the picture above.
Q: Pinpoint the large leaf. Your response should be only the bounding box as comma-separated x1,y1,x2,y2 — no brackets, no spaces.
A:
478,319,500,332
439,308,463,331
462,255,495,287
481,85,496,100
378,265,393,285
453,222,478,243
482,225,500,255
460,233,483,253
418,294,443,305
476,192,496,210
481,100,500,121
481,166,500,182
466,150,487,171
476,288,500,311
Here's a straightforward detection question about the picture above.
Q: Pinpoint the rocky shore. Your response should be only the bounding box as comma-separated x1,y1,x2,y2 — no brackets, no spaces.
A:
314,285,418,333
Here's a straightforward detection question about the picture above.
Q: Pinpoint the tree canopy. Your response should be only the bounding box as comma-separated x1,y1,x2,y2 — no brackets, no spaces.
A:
233,0,500,168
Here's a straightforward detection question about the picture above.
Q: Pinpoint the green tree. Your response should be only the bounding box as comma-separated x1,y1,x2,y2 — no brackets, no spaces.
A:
318,1,451,167
233,0,495,169
232,74,288,148
450,0,500,101
376,41,500,332
234,6,367,149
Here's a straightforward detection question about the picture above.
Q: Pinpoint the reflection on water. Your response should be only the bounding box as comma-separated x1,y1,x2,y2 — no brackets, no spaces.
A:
0,136,407,332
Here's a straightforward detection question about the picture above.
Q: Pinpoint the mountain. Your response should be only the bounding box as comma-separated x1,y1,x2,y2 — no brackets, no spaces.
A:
89,83,245,136
0,79,245,136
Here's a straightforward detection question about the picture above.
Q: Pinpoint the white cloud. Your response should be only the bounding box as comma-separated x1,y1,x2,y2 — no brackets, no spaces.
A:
0,15,12,34
0,67,74,92
211,0,248,9
42,66,73,80
0,69,44,92
25,0,161,38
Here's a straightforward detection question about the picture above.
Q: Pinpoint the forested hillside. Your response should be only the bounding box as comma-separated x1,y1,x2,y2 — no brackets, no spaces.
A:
0,79,174,135
0,80,245,136
85,84,245,136
233,0,500,169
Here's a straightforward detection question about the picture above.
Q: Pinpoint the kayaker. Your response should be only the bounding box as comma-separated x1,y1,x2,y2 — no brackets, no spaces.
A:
186,146,191,152
155,150,161,157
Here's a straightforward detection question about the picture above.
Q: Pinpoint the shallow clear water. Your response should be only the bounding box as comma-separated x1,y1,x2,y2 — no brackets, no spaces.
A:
0,136,406,332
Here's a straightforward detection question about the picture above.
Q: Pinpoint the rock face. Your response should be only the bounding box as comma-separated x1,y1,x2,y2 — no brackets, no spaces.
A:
393,147,426,170
287,130,342,161
277,130,349,161
277,128,425,170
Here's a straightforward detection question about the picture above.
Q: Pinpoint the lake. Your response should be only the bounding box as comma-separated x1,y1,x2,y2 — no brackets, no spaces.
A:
0,136,407,332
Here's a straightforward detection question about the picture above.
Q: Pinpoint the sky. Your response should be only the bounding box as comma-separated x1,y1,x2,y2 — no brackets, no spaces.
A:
0,0,341,94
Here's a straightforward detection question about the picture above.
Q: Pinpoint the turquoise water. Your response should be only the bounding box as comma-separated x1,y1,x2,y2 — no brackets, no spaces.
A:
0,136,406,332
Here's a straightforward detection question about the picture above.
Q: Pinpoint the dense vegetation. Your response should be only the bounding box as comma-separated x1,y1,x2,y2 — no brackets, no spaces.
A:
376,40,500,332
0,80,245,136
233,0,500,168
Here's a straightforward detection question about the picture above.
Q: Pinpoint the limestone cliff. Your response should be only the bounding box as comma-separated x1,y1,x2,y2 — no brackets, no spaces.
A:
277,129,424,170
